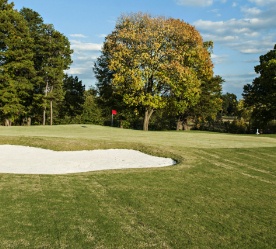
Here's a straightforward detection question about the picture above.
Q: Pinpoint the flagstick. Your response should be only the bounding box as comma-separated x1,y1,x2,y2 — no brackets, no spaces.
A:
111,113,113,126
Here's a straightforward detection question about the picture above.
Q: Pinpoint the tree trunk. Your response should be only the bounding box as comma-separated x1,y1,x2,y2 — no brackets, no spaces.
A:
176,118,182,130
176,116,190,130
143,109,154,131
50,100,53,125
43,81,48,125
183,119,189,130
21,117,31,126
4,119,11,126
50,85,54,126
43,109,46,125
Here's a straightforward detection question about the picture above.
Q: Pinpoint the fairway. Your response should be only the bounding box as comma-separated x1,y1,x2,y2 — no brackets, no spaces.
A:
0,125,275,248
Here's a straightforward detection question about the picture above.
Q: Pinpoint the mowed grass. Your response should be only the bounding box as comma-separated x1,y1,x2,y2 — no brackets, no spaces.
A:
0,125,275,248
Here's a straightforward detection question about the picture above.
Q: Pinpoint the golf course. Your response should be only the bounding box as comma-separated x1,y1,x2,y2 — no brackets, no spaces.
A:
0,125,275,248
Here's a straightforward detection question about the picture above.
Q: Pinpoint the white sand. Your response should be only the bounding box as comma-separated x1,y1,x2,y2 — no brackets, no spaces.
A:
0,145,175,174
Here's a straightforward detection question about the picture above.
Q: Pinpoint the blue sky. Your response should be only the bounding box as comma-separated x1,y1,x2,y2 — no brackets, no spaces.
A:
12,0,276,98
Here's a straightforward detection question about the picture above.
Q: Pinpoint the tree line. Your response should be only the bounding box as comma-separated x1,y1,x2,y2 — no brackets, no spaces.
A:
1,2,275,133
0,0,72,125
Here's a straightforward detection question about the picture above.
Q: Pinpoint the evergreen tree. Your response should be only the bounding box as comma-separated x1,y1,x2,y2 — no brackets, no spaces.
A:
80,89,103,125
243,44,276,128
0,0,35,125
221,92,238,116
57,74,85,122
19,8,46,124
20,8,73,125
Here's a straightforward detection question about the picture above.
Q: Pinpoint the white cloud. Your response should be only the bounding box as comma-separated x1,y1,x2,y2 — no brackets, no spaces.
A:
193,2,275,96
222,35,239,41
194,19,224,31
232,27,250,33
69,34,87,38
230,38,275,54
70,40,102,51
66,67,87,75
211,54,228,64
248,0,276,6
67,0,275,92
194,16,272,34
75,55,99,61
209,9,222,17
241,7,262,16
176,0,213,7
98,34,107,38
240,48,264,54
193,3,276,54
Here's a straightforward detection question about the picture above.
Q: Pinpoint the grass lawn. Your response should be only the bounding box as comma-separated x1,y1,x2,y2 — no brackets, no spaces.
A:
0,125,275,248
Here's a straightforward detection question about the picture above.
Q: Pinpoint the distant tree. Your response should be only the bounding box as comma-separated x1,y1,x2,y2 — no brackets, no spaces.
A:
94,13,213,130
176,75,223,130
57,74,85,122
80,88,103,125
243,44,276,128
236,99,252,122
0,1,35,125
221,93,238,116
196,75,223,119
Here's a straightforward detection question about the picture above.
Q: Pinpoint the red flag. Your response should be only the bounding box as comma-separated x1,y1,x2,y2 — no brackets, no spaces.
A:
112,109,117,115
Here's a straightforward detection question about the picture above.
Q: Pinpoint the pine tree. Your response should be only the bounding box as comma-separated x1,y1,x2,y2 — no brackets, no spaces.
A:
57,74,85,122
20,9,73,125
0,0,35,125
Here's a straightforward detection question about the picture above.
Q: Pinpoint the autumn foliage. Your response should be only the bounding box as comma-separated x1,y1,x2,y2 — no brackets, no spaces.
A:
95,13,214,130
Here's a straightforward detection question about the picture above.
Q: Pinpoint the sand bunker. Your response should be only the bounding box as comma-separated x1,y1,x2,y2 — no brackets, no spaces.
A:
0,145,175,174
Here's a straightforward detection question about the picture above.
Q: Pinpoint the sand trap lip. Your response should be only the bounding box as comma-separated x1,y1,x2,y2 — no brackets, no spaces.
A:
0,145,176,174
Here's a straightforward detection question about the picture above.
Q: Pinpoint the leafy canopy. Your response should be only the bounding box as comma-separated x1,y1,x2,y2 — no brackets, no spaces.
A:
95,13,213,130
243,44,276,126
0,0,35,123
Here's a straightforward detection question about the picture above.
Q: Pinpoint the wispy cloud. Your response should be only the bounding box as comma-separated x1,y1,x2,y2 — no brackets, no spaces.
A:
209,9,221,17
241,7,262,16
98,34,107,38
175,0,213,7
190,0,275,96
193,3,276,54
221,72,258,96
248,0,276,6
69,34,87,38
211,54,228,64
239,48,264,54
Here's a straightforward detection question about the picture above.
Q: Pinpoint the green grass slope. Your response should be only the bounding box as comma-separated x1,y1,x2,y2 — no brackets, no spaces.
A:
0,125,275,248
